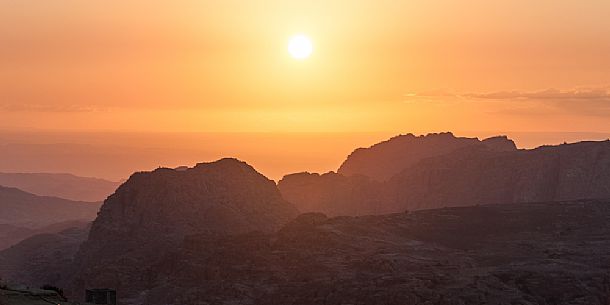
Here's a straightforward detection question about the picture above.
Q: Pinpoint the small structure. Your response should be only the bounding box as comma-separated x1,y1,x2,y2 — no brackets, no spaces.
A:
85,288,117,305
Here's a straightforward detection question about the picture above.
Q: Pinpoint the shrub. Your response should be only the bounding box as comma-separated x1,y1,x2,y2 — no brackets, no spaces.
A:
40,284,66,300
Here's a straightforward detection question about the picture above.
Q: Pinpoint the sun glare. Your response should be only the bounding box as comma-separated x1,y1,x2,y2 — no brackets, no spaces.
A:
288,34,313,59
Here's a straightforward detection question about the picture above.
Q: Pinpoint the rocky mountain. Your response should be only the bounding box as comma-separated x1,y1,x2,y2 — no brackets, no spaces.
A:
391,140,610,210
0,186,101,229
0,224,90,288
70,158,298,299
0,172,120,202
278,172,389,216
337,132,517,181
279,135,610,216
67,200,610,304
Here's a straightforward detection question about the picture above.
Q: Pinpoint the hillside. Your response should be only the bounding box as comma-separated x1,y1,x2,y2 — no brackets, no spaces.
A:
0,224,89,288
0,186,101,229
0,172,119,202
55,200,610,304
0,220,89,251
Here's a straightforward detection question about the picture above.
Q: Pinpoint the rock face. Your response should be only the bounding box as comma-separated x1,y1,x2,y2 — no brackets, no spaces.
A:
278,172,389,216
337,132,517,181
0,186,101,229
71,158,298,299
280,135,610,216
391,141,610,210
0,172,120,202
139,200,610,305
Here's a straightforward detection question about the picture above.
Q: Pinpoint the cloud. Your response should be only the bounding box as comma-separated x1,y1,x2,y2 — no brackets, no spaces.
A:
462,88,610,101
403,86,610,116
0,103,109,113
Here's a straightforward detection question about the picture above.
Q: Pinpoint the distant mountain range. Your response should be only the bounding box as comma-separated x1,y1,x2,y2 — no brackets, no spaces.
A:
279,132,610,216
0,172,120,202
0,184,100,250
0,185,101,229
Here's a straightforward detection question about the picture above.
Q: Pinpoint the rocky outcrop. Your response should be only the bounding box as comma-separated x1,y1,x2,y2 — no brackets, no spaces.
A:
337,132,517,181
0,186,101,229
391,140,610,210
277,172,390,216
0,172,120,202
139,200,610,305
280,136,610,216
71,158,298,299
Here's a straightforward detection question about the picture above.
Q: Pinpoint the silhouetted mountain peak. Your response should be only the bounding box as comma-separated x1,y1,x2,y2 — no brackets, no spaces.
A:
338,132,518,181
73,158,298,297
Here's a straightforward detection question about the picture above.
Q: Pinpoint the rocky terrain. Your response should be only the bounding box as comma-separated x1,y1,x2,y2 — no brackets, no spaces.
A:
98,200,610,304
337,132,517,181
0,186,101,229
390,140,610,210
278,172,388,216
279,134,610,216
70,158,298,299
0,154,609,304
0,172,120,202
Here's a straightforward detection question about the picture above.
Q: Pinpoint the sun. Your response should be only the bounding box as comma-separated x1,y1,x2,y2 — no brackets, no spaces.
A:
288,34,313,59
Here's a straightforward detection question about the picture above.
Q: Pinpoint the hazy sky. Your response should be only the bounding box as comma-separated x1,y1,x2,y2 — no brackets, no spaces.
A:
2,0,610,133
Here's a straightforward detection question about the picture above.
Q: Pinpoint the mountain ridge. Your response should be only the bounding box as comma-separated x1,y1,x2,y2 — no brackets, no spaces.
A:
280,134,610,216
0,172,120,202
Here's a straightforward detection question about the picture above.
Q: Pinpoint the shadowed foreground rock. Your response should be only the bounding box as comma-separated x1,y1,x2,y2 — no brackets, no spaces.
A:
138,200,610,305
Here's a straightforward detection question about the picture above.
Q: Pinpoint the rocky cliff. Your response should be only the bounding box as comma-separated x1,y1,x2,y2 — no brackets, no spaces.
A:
391,140,610,210
277,172,389,216
337,132,517,181
71,158,298,298
280,135,610,216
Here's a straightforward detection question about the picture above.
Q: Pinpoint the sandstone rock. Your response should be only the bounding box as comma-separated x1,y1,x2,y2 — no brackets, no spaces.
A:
281,136,610,216
278,172,390,216
391,140,610,210
71,158,298,299
337,132,516,181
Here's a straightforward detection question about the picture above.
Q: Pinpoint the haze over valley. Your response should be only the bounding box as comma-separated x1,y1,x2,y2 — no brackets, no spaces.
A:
2,1,610,304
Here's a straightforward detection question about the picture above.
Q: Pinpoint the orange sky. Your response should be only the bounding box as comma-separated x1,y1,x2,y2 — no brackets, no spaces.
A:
1,0,610,134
